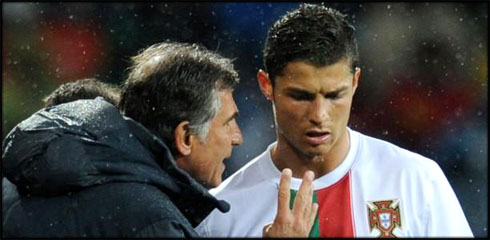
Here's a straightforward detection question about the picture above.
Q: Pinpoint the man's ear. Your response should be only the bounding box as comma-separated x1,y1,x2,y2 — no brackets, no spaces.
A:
174,121,192,156
257,70,274,101
352,67,361,94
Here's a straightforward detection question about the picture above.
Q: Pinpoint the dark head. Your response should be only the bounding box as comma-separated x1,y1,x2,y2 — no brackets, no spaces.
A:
43,78,121,107
263,4,359,85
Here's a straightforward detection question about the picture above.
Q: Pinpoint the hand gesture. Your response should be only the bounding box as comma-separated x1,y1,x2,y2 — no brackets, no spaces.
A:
263,168,318,237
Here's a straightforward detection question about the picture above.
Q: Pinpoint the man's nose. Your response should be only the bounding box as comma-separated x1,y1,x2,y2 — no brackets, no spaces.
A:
308,95,330,125
232,124,243,146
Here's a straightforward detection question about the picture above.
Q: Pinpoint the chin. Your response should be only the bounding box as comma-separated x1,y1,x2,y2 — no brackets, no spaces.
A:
303,144,333,158
208,181,221,189
210,177,222,187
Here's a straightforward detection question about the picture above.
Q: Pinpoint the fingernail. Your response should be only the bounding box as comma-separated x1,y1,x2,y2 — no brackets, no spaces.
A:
283,168,292,177
307,170,314,180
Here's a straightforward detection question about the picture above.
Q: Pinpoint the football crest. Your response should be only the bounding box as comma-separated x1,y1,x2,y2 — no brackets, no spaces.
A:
367,199,402,238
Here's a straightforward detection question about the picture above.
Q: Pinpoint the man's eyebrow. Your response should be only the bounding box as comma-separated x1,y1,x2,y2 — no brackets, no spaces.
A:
283,87,314,95
225,111,239,124
328,86,349,94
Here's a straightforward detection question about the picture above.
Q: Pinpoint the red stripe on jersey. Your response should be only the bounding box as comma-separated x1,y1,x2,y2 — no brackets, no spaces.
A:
316,172,354,237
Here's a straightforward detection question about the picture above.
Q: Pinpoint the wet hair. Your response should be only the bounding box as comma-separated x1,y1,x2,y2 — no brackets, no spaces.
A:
43,78,121,107
119,41,239,154
263,4,359,84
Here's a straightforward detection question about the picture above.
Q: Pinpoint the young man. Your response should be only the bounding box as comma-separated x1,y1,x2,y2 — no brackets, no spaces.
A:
196,4,473,237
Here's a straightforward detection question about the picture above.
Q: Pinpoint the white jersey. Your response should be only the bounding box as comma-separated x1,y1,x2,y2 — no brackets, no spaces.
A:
196,128,473,237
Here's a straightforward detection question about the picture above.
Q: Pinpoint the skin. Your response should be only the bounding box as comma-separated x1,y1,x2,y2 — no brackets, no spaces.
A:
263,169,319,237
258,59,360,179
258,59,360,237
175,89,243,188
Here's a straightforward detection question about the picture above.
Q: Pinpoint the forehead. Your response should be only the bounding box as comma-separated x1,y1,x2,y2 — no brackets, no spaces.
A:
276,60,353,90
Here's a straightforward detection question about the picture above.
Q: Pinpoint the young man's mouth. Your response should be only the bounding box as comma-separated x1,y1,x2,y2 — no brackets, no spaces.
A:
305,131,330,146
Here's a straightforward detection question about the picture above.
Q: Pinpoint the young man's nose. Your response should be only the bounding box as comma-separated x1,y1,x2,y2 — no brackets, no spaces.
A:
308,95,330,125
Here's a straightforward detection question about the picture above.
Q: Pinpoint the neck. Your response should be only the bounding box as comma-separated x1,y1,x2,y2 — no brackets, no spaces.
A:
272,128,350,179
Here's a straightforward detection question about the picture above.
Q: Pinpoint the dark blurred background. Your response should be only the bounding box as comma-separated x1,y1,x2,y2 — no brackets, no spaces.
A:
2,2,487,237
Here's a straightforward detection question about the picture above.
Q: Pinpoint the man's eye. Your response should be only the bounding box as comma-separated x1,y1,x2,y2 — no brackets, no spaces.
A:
290,93,314,101
325,93,341,100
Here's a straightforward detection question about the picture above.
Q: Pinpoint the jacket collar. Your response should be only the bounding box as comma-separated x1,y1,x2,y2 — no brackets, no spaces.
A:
124,118,230,226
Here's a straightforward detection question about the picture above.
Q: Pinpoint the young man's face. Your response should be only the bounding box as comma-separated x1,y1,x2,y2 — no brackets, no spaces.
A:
269,60,359,159
179,89,243,188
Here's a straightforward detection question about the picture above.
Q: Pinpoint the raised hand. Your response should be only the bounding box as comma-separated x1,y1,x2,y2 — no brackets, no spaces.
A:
263,168,318,237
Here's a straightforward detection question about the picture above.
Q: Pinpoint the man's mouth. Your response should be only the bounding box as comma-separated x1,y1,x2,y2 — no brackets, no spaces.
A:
305,131,330,146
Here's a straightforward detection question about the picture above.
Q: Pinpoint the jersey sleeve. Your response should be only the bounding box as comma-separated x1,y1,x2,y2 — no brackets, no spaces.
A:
424,161,473,237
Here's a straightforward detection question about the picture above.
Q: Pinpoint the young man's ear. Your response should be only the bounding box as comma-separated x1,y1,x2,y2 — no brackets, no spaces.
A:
352,67,361,94
257,70,274,101
174,121,192,156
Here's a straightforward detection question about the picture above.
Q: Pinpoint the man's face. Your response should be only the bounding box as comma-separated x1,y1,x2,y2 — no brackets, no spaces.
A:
270,60,359,159
180,89,243,188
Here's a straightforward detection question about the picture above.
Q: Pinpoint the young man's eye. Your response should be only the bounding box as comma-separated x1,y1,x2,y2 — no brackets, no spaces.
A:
290,92,314,101
325,93,341,100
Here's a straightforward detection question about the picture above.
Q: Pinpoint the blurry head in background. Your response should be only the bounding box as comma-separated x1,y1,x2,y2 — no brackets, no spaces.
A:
43,78,121,107
119,41,243,187
257,4,361,172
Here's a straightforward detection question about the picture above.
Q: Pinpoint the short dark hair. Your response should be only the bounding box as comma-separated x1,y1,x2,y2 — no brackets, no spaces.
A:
119,41,239,154
43,78,121,107
264,4,359,84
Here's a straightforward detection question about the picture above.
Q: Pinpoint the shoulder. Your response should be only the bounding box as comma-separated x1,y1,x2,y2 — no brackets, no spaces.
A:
91,182,181,215
211,147,273,197
353,130,441,175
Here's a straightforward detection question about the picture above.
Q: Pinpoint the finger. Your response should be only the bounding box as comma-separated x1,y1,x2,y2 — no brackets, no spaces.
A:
303,184,314,219
308,203,319,228
292,170,314,217
277,168,292,218
262,222,273,237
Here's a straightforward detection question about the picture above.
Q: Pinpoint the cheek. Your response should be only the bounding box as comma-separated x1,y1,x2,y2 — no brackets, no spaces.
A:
209,131,231,155
332,99,353,125
276,100,306,121
338,98,353,114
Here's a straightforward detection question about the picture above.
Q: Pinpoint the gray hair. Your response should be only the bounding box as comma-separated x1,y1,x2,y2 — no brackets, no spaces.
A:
119,41,239,154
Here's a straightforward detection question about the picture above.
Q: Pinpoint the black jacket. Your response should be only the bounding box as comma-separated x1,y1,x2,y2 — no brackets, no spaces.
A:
2,97,229,238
